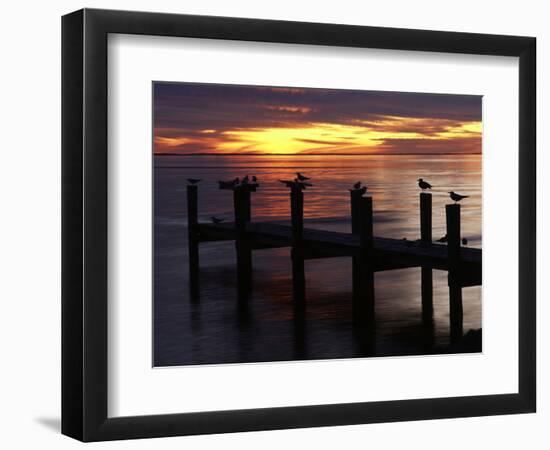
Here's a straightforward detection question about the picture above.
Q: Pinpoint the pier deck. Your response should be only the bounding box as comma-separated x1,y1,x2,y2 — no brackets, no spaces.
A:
198,221,481,286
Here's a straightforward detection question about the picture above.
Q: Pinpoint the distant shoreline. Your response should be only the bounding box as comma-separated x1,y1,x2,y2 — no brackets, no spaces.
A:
154,152,482,157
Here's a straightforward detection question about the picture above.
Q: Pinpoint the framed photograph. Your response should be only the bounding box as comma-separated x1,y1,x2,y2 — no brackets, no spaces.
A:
62,8,536,441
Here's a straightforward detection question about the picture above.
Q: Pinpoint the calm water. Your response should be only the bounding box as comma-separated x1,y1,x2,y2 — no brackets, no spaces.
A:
154,154,482,366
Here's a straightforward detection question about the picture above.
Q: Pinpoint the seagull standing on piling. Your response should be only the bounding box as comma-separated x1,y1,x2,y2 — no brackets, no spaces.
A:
187,178,201,185
252,176,257,183
448,191,469,203
296,172,310,182
211,216,225,224
418,178,432,190
242,175,249,185
353,181,362,190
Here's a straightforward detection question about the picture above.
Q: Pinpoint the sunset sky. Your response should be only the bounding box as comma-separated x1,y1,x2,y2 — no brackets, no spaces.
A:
153,83,482,155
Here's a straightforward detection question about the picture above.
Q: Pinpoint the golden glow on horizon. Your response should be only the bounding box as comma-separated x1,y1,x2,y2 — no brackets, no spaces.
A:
154,115,481,154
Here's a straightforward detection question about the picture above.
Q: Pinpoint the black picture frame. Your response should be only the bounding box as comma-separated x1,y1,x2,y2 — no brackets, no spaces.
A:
62,8,536,442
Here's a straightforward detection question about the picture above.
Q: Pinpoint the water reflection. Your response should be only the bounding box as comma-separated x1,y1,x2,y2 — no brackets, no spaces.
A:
154,154,481,366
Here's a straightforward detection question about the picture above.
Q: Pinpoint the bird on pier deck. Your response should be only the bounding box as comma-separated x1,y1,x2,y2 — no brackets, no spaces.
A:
418,178,432,190
449,191,469,203
437,234,448,243
187,178,202,185
296,172,310,182
210,216,225,224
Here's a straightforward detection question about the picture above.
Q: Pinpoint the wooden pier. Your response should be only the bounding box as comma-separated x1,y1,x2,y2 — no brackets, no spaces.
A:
187,182,481,343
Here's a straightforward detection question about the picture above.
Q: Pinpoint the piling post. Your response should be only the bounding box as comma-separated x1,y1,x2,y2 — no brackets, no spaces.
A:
353,196,375,326
350,190,363,323
290,184,306,305
446,204,463,343
233,186,253,298
187,184,199,300
420,193,433,321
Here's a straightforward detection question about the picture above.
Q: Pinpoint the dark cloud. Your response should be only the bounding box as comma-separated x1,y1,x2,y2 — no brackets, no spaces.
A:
154,82,481,133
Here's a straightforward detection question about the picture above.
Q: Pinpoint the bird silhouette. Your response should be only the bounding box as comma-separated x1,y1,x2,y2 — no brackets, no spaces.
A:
449,191,469,203
252,175,257,183
211,216,225,224
418,178,432,190
353,181,362,190
279,179,296,188
437,234,448,243
296,172,310,181
358,186,367,196
218,177,240,189
242,175,249,184
462,237,468,245
187,178,201,185
294,178,313,188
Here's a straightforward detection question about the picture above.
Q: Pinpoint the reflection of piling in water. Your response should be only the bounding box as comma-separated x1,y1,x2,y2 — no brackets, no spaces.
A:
446,204,463,343
187,185,199,301
188,179,481,347
420,193,433,321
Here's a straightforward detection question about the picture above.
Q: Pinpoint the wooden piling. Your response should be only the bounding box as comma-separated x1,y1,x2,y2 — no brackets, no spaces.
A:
420,193,433,320
446,204,463,343
234,186,253,297
350,190,363,323
187,185,199,300
353,196,375,326
290,185,306,304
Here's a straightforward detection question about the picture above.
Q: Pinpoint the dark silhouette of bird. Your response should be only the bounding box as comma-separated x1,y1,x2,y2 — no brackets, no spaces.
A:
187,178,201,185
218,177,240,189
449,191,469,203
418,178,432,190
242,175,249,184
252,175,257,183
294,178,313,188
211,216,225,224
353,181,362,190
358,186,367,196
462,238,468,245
437,234,448,243
279,179,296,188
296,172,310,181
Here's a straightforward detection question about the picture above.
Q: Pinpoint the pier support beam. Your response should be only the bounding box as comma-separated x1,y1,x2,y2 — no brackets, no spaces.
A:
446,204,463,343
187,184,199,301
290,185,306,306
234,186,253,298
420,193,433,321
353,196,375,326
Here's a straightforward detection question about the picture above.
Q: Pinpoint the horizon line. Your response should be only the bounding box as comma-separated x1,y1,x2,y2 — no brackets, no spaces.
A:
154,152,482,157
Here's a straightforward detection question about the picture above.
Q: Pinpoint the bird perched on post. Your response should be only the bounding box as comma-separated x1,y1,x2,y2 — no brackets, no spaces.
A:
279,179,296,188
294,178,313,188
242,175,249,185
252,175,257,183
449,191,469,203
187,178,201,185
353,181,362,190
211,216,225,224
437,234,448,243
418,178,432,190
296,172,310,182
